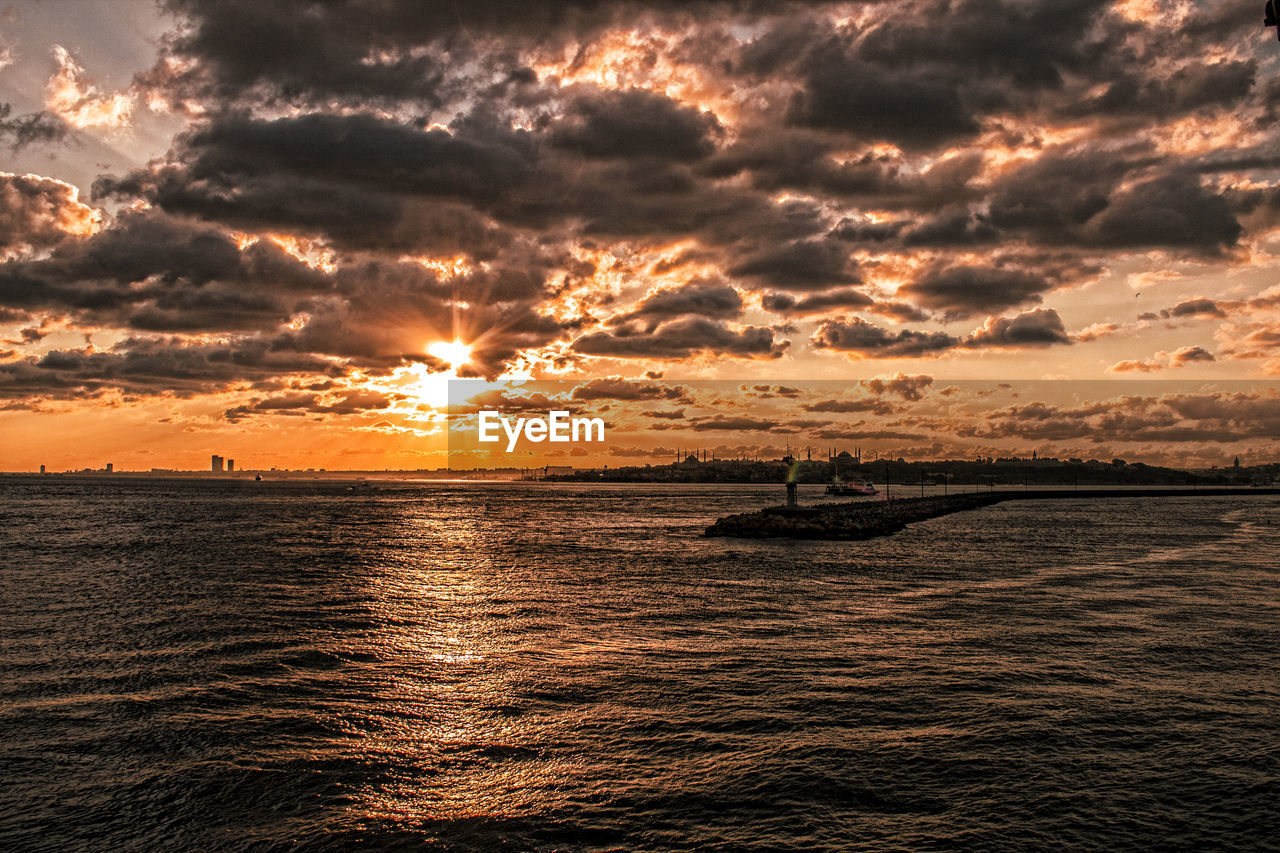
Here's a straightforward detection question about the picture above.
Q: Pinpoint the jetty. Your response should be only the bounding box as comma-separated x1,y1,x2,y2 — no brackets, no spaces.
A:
705,487,1280,540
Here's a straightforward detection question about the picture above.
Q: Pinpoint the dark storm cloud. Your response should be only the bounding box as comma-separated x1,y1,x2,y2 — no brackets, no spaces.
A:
22,0,1278,402
867,301,931,323
610,280,743,329
854,0,1119,91
153,0,862,106
811,317,959,358
552,88,722,161
899,265,1051,321
0,337,334,400
1160,298,1227,320
788,59,984,151
95,113,536,251
704,131,909,198
1,203,567,382
1068,60,1256,120
729,239,857,291
555,164,833,248
1082,174,1242,253
963,308,1071,348
902,208,1000,247
776,0,1154,149
812,308,1071,359
175,113,533,197
150,0,452,106
760,288,873,316
153,0,612,106
0,211,329,332
987,146,1135,234
989,152,1241,255
574,317,788,359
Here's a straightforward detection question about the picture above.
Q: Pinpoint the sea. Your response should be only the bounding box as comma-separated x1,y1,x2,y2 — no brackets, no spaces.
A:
1,478,1277,851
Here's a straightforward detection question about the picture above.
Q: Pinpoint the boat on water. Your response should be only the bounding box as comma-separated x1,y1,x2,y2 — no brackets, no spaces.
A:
825,481,879,497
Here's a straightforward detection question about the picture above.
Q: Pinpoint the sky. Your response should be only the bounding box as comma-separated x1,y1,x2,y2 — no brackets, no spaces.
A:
2,0,1280,471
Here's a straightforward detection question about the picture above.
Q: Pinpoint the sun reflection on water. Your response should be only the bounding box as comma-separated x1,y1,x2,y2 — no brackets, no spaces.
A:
342,501,576,826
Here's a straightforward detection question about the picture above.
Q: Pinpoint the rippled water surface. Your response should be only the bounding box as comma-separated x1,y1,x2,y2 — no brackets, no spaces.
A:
2,478,1278,851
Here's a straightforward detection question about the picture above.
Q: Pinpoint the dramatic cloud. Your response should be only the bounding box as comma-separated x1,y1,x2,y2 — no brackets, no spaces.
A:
0,337,333,401
863,374,934,401
811,317,959,358
970,392,1280,444
761,288,873,316
552,88,722,161
1143,298,1228,321
611,280,743,329
574,317,788,360
0,173,100,257
4,0,1280,457
788,59,982,151
729,239,857,291
964,309,1072,349
45,46,134,130
899,265,1052,321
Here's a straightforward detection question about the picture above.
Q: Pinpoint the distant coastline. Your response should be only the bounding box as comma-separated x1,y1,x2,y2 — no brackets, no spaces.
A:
5,455,1277,488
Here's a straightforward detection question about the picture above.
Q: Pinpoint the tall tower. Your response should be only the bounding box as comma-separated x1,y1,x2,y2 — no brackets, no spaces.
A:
212,454,224,473
227,459,235,472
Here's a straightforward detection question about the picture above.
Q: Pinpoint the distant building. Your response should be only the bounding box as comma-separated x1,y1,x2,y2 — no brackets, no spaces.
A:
227,459,235,472
106,463,113,473
39,464,45,474
830,446,862,464
212,454,224,472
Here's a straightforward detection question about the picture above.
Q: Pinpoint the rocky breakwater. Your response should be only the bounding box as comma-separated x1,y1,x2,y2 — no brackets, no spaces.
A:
705,494,1007,540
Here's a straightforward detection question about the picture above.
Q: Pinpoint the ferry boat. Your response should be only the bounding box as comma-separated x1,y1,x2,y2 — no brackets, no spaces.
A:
825,481,879,497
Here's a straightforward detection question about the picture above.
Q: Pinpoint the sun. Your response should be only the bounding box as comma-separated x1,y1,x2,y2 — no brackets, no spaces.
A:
427,339,472,371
